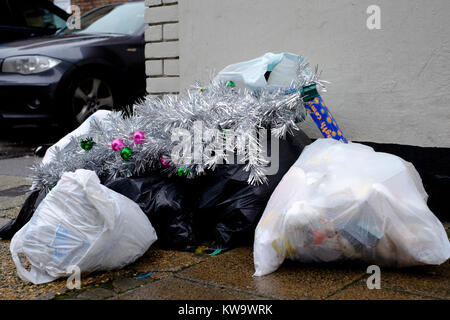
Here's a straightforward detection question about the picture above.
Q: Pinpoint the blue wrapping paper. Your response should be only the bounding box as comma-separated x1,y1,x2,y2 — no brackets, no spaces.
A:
304,96,348,143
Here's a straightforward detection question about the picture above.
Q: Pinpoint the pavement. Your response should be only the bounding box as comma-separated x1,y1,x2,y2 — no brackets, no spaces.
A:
0,158,449,300
0,125,449,300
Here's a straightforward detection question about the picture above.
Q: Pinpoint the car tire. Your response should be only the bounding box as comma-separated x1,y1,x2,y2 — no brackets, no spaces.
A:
63,70,116,128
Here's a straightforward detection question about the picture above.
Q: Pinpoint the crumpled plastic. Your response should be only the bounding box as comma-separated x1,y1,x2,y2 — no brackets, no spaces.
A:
254,139,450,276
10,169,157,284
213,52,311,90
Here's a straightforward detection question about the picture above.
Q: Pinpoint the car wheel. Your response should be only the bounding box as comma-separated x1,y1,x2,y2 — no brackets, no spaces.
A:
70,75,115,125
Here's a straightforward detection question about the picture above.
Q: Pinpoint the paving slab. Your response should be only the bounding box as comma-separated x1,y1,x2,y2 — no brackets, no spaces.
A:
111,272,168,293
374,261,450,299
0,185,32,197
112,276,266,300
53,249,210,300
0,157,38,177
177,247,367,300
0,217,10,226
0,174,32,213
328,279,433,300
129,248,209,273
76,287,116,300
0,196,29,211
0,207,20,221
0,175,32,191
112,277,150,294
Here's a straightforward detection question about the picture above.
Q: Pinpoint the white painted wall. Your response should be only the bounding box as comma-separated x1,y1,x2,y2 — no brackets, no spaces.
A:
178,0,450,147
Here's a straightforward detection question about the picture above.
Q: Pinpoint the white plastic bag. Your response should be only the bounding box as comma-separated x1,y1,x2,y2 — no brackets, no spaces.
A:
11,169,157,284
254,139,450,276
213,52,311,90
41,110,111,165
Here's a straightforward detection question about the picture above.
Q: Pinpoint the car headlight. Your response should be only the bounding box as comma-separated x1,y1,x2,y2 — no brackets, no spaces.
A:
1,55,61,74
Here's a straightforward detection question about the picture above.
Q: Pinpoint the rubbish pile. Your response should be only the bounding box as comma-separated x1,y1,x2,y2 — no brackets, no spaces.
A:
1,52,449,284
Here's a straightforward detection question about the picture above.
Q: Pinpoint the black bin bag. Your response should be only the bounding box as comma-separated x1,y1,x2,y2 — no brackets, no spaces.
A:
192,130,312,250
102,172,199,251
103,129,312,251
1,129,311,252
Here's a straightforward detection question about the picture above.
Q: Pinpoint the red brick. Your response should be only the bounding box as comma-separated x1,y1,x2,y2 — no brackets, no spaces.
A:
54,0,129,15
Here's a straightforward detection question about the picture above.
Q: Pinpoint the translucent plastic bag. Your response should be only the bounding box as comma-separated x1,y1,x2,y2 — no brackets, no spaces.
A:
254,139,450,276
10,169,157,284
213,52,311,90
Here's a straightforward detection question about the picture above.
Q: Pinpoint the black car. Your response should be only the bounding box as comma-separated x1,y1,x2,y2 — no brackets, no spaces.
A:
0,0,70,44
0,1,146,127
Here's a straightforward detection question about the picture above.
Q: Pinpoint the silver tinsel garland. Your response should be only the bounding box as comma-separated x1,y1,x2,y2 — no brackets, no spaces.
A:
31,62,326,191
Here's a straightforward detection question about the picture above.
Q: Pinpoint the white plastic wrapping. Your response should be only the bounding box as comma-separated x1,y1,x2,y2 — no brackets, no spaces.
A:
213,52,311,90
11,169,157,284
41,110,111,165
254,139,450,276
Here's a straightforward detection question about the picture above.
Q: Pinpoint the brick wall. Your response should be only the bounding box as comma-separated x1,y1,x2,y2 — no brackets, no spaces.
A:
144,0,179,94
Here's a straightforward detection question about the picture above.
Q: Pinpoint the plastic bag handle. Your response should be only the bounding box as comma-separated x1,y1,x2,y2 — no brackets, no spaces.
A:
10,234,56,284
10,244,38,283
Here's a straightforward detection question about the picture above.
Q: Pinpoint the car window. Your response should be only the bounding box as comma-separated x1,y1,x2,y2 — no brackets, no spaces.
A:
13,0,67,29
0,0,14,25
60,2,145,36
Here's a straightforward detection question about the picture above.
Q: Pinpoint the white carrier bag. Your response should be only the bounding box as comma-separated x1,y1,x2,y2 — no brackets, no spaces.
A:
254,139,450,276
11,169,157,284
213,52,312,90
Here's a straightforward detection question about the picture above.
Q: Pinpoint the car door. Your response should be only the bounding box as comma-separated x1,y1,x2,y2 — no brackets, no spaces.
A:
123,30,146,98
99,30,146,105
